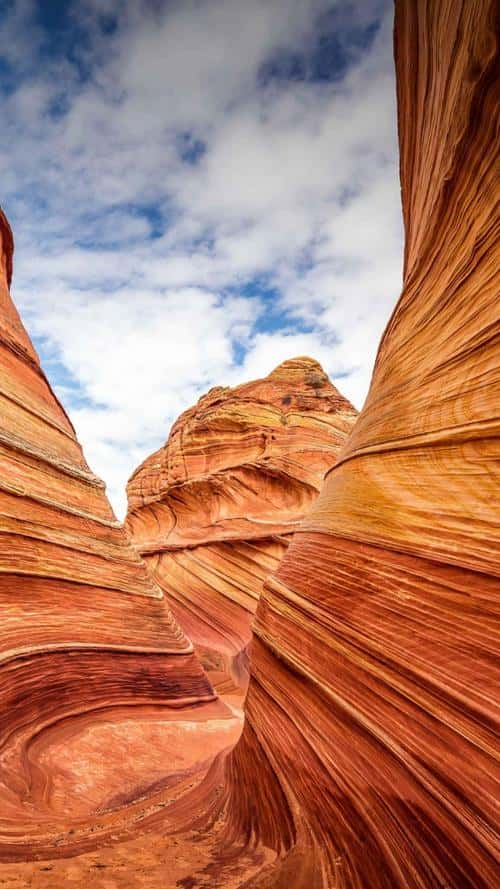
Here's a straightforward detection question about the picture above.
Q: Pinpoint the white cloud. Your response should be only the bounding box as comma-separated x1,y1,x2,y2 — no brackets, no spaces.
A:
2,0,403,517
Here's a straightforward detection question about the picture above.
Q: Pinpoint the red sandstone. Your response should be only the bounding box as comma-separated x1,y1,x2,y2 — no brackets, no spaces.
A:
126,358,356,696
0,1,498,885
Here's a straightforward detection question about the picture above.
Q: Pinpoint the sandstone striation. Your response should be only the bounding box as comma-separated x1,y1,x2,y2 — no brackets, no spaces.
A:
0,0,498,885
0,207,237,861
222,1,500,886
126,359,357,696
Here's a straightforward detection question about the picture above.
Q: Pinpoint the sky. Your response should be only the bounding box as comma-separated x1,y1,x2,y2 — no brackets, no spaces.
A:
0,0,403,517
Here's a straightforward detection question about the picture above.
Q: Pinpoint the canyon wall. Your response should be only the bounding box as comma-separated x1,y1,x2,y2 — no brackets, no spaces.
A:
222,1,499,886
0,0,497,885
126,359,357,696
0,207,229,860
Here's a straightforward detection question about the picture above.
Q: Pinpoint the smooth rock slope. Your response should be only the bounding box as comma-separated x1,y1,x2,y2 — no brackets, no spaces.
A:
0,0,498,885
126,358,357,696
0,207,235,861
221,1,500,886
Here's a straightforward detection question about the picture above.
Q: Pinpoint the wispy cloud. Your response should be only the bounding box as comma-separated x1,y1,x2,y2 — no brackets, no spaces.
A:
1,0,403,516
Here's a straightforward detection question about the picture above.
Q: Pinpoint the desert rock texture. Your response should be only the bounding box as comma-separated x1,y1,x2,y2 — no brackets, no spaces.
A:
221,0,499,886
0,0,498,887
0,206,240,865
126,358,356,697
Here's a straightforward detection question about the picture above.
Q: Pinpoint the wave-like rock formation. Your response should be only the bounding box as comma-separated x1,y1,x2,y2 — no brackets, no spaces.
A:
0,207,242,863
221,1,499,886
126,359,357,697
1,1,498,886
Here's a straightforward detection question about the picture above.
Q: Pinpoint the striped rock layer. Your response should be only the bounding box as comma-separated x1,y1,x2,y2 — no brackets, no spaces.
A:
0,208,224,858
1,0,498,885
223,2,500,887
126,359,357,696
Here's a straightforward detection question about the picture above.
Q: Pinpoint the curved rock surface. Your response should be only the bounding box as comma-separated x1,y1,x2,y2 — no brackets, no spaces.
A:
1,0,498,886
126,359,356,695
222,1,499,886
0,207,237,861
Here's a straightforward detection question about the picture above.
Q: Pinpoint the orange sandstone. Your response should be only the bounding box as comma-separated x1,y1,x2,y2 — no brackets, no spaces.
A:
223,1,500,886
126,359,356,695
0,207,236,863
0,0,498,885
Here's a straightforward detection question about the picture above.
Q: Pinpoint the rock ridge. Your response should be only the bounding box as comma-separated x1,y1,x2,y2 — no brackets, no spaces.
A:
126,357,357,695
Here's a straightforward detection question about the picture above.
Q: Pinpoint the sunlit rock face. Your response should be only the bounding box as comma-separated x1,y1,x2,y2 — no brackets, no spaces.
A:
1,0,498,884
0,207,232,861
223,2,500,886
126,358,357,697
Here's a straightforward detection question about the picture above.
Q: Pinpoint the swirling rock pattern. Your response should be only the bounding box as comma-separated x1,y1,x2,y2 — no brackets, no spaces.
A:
222,1,500,886
1,0,498,886
126,359,356,696
0,208,237,861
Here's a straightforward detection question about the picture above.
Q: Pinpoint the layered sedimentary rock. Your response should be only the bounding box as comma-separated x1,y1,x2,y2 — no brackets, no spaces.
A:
0,207,236,860
1,0,498,885
223,2,500,887
126,360,357,695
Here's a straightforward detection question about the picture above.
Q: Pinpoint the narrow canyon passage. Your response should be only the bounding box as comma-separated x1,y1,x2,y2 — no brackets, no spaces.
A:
0,0,498,887
0,205,249,883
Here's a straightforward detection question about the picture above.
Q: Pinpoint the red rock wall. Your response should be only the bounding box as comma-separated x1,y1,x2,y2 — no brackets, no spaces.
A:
0,0,497,883
146,537,288,696
223,2,500,886
126,358,357,696
0,208,218,858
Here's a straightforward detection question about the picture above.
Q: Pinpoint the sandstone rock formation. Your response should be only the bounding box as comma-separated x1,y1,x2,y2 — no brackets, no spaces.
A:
126,359,357,696
0,207,239,861
222,1,500,886
0,0,498,885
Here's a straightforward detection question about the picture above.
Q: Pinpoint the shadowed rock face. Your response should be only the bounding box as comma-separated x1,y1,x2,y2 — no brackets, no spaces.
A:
222,1,499,886
0,208,234,860
126,358,357,697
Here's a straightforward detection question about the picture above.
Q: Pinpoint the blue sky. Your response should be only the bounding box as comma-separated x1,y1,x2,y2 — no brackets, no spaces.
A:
1,0,403,516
